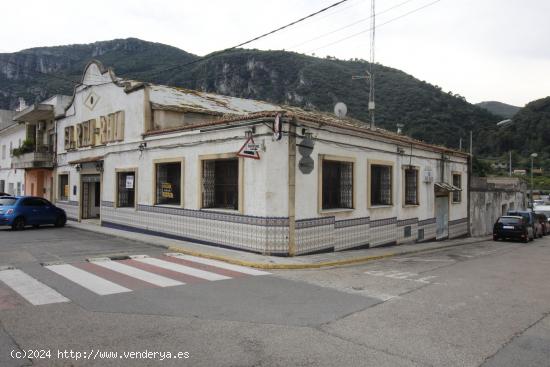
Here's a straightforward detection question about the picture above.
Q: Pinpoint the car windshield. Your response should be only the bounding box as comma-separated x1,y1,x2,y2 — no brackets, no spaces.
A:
498,217,522,225
0,198,17,206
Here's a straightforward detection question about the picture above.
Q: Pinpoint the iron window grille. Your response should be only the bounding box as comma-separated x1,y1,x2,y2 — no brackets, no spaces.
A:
117,172,135,208
202,158,239,210
371,164,392,206
404,168,418,205
155,162,181,205
322,160,353,210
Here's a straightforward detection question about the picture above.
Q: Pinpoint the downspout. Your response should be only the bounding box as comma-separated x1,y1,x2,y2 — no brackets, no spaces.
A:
467,153,472,236
288,118,297,256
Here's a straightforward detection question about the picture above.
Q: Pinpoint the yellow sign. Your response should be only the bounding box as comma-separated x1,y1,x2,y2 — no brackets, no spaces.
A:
64,185,69,198
161,182,173,198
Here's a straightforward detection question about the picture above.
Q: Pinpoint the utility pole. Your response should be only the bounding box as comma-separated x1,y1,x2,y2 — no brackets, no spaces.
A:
352,0,376,129
530,153,538,208
509,150,512,176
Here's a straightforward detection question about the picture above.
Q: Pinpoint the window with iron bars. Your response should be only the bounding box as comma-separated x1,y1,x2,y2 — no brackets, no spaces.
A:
202,158,239,210
371,164,392,206
117,171,135,208
322,160,353,210
404,168,418,205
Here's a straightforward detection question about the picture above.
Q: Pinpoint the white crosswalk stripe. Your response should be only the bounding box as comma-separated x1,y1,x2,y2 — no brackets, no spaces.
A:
0,269,69,305
167,254,271,276
91,260,184,287
134,257,231,281
46,264,131,295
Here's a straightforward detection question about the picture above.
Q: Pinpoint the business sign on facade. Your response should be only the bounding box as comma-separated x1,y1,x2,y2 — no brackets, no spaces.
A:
161,182,174,198
125,175,134,189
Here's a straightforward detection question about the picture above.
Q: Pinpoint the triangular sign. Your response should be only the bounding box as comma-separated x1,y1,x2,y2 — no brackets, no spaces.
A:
237,137,260,160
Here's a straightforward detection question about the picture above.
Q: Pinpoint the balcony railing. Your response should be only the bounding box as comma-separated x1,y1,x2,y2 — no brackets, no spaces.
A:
11,146,54,169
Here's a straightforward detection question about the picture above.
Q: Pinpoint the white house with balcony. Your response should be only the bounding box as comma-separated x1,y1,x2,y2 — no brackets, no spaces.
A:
54,60,469,255
0,110,25,196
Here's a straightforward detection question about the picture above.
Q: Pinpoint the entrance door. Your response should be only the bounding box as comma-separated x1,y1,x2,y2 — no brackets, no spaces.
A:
435,195,449,239
81,175,101,219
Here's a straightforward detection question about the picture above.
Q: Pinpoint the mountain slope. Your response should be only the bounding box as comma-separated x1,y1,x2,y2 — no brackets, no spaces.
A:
476,101,520,118
0,38,499,152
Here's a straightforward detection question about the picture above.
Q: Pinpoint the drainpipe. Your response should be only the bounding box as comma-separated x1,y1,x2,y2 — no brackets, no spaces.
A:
288,119,297,256
467,153,472,237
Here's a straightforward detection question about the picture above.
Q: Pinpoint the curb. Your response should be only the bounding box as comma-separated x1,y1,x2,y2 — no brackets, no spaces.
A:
167,237,490,270
66,222,489,270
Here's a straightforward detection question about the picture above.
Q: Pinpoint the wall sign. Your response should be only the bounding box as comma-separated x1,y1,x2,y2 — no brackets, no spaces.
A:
161,182,174,198
237,137,260,160
125,175,134,189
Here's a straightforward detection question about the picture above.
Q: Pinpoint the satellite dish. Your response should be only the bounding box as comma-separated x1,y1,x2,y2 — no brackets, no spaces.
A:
334,102,347,118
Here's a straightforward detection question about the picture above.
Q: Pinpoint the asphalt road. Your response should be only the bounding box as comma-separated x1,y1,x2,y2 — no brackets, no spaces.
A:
1,226,550,366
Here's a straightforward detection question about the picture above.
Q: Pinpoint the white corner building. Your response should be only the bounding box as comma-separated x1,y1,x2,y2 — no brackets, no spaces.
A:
53,60,469,255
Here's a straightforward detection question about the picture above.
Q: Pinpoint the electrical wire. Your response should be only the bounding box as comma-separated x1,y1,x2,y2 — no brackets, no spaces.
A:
136,0,350,78
289,0,416,50
307,0,442,53
0,58,85,86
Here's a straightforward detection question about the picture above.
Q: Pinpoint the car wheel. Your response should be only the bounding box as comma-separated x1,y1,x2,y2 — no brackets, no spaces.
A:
523,237,529,243
12,217,25,231
54,215,66,228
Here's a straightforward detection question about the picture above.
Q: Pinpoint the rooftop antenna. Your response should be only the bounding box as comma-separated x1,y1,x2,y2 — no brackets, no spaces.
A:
352,0,376,129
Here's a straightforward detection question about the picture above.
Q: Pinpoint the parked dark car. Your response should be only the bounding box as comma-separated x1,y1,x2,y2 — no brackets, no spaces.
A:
536,213,550,236
507,210,538,240
0,192,9,197
0,196,67,230
493,216,531,243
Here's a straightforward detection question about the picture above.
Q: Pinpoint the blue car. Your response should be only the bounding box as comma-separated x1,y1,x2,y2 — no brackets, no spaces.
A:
0,196,67,230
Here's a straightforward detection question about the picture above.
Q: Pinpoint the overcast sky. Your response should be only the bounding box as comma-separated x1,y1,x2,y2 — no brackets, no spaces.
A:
2,0,548,106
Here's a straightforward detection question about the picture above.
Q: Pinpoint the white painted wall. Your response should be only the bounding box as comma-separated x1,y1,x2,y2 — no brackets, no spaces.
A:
0,124,26,195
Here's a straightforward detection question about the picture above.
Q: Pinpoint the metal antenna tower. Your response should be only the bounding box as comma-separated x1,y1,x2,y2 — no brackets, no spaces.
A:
352,0,376,129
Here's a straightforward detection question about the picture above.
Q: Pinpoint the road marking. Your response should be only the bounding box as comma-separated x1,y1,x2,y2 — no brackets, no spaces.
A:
166,254,271,276
133,257,231,281
92,260,184,287
365,270,439,284
46,264,131,295
0,269,69,305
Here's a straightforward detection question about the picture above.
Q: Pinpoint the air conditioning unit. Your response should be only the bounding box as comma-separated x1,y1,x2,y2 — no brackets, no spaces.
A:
423,169,434,183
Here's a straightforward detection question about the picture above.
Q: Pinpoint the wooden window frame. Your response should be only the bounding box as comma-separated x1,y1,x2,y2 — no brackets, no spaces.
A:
402,165,420,207
368,159,394,208
114,168,138,209
452,172,462,203
317,154,356,214
198,153,244,214
57,173,70,202
152,158,185,207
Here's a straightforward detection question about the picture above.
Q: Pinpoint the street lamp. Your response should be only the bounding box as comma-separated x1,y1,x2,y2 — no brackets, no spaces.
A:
496,119,514,176
530,153,538,207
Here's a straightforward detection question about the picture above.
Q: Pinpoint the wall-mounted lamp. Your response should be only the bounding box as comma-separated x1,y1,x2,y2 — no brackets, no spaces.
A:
245,127,255,139
95,161,103,173
397,146,405,155
75,164,82,172
138,142,147,152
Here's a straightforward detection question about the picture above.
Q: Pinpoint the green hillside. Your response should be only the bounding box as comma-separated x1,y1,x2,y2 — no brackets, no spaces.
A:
0,38,502,153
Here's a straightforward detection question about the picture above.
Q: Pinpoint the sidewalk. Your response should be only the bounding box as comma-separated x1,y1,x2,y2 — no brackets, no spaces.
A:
67,222,491,269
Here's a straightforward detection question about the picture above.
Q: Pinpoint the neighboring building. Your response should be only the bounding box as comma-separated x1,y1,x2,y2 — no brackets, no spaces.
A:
52,60,469,255
470,176,527,236
513,169,527,175
0,110,25,195
12,95,72,200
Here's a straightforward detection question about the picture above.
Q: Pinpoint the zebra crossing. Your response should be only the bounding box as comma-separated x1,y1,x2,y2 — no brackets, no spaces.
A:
0,253,270,310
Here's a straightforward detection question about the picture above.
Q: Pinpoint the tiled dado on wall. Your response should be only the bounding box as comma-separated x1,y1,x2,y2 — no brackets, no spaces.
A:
55,201,79,221
417,218,437,242
449,218,469,239
99,202,462,255
100,203,290,255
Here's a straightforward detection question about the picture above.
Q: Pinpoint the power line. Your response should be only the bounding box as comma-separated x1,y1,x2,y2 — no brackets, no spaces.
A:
289,0,416,50
0,58,85,86
138,0,351,78
307,0,442,53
